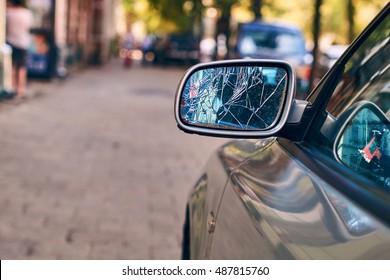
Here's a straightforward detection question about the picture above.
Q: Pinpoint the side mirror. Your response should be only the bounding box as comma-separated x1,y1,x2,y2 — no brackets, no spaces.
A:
174,60,296,137
334,102,390,189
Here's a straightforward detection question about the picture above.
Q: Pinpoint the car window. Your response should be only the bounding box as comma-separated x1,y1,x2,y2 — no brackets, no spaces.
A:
327,17,390,117
313,13,390,190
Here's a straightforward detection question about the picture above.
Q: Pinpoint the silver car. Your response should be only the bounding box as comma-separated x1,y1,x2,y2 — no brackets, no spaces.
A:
174,4,390,259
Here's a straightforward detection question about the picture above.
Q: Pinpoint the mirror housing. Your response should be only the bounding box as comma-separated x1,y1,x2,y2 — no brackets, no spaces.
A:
174,60,296,138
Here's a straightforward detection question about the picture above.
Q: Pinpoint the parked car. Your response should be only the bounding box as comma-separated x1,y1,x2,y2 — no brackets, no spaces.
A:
175,4,390,259
316,44,349,81
152,34,200,66
320,44,349,69
230,21,312,99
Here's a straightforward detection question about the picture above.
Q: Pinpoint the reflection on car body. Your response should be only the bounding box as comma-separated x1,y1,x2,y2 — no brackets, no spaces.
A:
175,4,390,259
205,139,383,259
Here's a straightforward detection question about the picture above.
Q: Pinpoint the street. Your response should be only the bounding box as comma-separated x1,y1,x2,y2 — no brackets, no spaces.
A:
0,60,226,259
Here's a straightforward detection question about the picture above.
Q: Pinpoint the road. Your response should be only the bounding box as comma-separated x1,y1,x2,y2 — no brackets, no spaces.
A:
0,61,227,259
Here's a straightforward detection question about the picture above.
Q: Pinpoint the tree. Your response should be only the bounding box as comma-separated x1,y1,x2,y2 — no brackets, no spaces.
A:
214,0,237,58
121,0,203,35
308,0,323,92
252,0,263,20
347,0,356,43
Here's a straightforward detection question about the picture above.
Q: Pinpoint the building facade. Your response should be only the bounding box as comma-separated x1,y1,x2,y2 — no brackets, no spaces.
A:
25,0,118,77
0,0,13,92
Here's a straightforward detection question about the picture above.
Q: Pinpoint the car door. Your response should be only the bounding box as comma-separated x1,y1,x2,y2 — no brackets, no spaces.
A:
209,6,390,259
209,138,390,259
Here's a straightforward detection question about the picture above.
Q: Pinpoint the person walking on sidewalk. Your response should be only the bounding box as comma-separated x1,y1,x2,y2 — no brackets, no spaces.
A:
6,0,33,99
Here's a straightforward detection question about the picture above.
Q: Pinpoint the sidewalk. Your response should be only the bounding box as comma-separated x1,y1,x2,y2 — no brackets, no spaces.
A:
0,73,64,106
0,61,226,259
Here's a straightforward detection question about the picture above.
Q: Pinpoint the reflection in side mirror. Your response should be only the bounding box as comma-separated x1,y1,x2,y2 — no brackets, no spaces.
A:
181,66,286,130
174,60,295,138
335,102,390,189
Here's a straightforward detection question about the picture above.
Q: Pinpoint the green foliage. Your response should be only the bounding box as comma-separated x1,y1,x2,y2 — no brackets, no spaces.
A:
121,0,187,34
122,0,388,43
147,0,203,34
150,0,186,19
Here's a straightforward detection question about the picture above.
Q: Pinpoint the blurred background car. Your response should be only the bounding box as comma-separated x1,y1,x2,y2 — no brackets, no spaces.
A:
147,33,200,66
315,44,349,80
230,21,312,99
320,44,348,69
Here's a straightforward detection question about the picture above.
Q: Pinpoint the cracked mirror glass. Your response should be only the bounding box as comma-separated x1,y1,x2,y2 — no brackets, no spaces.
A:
180,66,287,130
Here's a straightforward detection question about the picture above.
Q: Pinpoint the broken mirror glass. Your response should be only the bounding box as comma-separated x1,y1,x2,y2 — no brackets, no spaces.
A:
180,66,288,130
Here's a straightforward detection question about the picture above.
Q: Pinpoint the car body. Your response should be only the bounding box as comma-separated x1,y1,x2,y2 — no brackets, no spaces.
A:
230,21,312,99
175,4,390,259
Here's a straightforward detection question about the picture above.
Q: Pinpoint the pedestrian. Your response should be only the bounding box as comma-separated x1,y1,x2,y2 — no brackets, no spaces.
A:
6,0,33,99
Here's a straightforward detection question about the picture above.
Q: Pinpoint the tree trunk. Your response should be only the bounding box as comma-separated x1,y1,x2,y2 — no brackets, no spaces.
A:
216,4,233,59
347,0,355,43
252,0,263,20
308,0,323,93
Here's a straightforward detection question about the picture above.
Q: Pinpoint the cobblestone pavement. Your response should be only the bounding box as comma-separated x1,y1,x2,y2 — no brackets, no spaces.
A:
0,61,227,259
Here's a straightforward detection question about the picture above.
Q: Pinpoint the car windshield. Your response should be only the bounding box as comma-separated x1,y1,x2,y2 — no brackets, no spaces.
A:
238,30,305,57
